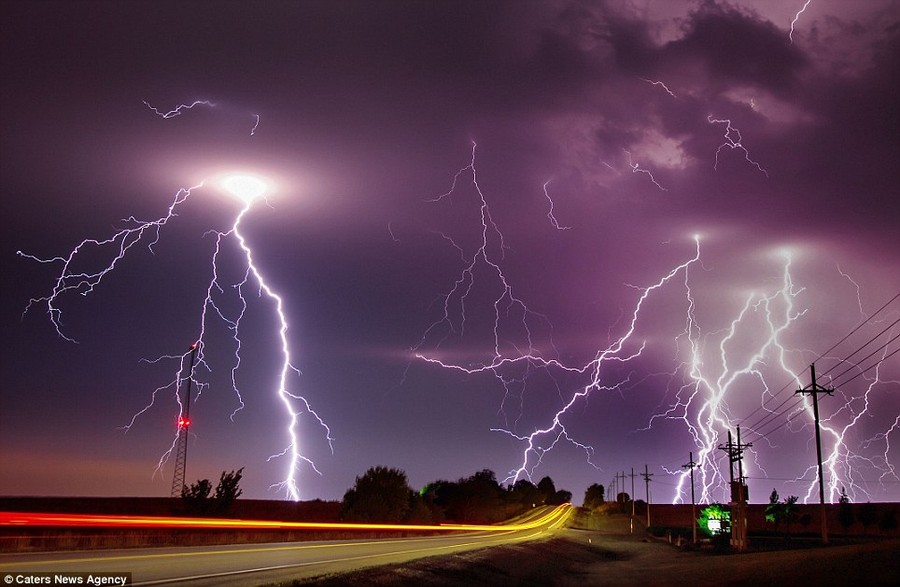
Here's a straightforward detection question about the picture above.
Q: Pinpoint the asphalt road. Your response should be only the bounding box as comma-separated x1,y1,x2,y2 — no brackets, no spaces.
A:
0,505,572,586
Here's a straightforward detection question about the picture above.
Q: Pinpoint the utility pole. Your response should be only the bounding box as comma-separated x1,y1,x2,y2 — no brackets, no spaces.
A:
170,342,199,497
629,468,637,534
718,429,751,488
719,430,735,484
719,427,751,550
683,451,698,544
642,464,653,527
796,363,834,545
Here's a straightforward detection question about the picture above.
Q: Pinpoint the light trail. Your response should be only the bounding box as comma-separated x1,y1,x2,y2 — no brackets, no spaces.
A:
0,504,571,532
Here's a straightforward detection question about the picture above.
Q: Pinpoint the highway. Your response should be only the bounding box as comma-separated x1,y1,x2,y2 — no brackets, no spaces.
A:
0,505,572,586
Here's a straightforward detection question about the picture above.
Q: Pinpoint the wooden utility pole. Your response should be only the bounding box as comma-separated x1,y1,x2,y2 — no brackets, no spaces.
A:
642,464,653,527
629,467,637,534
683,452,698,544
719,427,751,550
796,363,834,545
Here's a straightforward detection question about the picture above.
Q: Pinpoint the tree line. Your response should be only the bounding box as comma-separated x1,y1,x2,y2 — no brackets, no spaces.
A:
341,466,573,524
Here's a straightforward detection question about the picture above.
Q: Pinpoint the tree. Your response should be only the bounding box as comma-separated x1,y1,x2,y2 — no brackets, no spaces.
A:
455,469,504,523
838,487,854,531
181,478,212,514
764,488,780,526
583,483,605,509
552,489,573,505
406,490,434,524
510,479,542,508
181,468,244,515
214,468,244,513
342,466,413,522
537,476,556,505
765,489,798,536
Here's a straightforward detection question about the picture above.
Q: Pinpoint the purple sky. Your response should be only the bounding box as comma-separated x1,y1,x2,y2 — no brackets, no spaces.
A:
2,0,898,506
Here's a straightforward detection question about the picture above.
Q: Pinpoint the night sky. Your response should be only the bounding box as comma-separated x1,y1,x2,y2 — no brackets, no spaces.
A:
2,0,898,506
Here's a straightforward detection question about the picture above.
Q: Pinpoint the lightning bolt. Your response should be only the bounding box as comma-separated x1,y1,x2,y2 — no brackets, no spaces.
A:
411,141,561,434
220,181,334,498
624,149,667,191
542,180,571,230
19,176,331,501
411,147,898,503
660,250,806,504
640,77,677,98
707,115,769,177
144,99,259,136
495,237,703,483
806,292,900,503
18,184,201,343
789,0,813,44
411,144,706,484
143,99,215,119
663,271,900,505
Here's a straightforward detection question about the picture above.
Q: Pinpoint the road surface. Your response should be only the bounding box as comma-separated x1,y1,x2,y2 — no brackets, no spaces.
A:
0,505,572,586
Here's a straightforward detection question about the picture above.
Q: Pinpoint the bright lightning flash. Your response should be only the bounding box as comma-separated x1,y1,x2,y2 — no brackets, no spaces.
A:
20,174,331,500
412,147,897,504
660,251,806,504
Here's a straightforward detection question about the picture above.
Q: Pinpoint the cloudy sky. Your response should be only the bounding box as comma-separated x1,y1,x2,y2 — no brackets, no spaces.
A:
2,0,898,506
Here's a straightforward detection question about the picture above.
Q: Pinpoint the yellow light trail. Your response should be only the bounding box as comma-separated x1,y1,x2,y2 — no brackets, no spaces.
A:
0,504,571,533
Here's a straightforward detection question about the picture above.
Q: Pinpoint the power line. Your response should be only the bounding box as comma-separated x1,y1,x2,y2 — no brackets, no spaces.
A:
819,317,900,378
741,397,806,444
827,333,900,388
737,292,900,436
814,292,900,362
741,390,803,434
738,379,800,432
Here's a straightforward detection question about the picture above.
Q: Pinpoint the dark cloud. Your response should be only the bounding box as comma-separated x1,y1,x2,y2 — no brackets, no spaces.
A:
667,2,809,93
2,1,898,505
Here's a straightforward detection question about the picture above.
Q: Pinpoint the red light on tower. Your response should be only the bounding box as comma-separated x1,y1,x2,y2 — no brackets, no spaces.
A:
171,342,199,497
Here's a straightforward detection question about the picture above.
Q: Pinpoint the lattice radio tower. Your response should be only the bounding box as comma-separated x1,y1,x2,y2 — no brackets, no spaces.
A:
170,342,199,497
